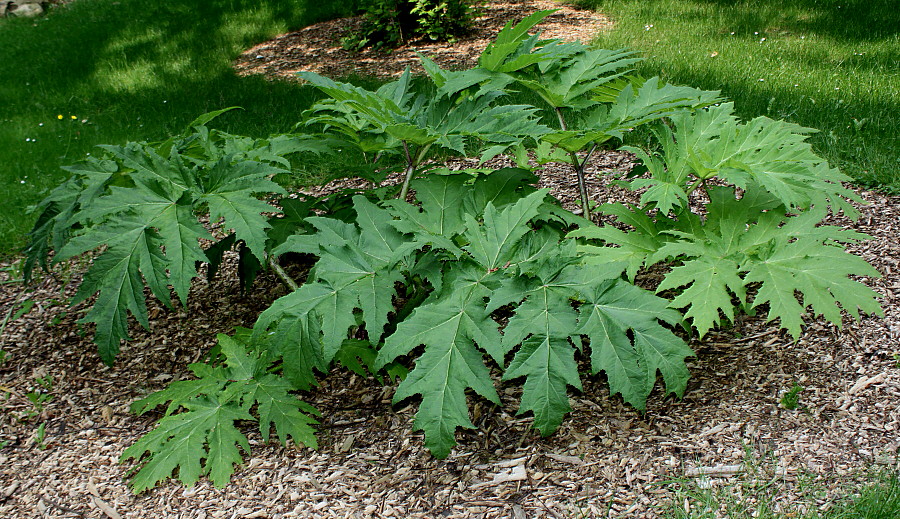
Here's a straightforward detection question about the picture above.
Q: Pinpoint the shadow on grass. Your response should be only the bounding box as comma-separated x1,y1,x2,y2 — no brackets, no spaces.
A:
640,61,900,188
0,0,359,255
0,0,350,97
578,0,899,42
691,0,898,42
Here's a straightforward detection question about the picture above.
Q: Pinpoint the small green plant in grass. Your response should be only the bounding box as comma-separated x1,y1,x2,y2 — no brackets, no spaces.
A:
19,392,50,421
47,311,66,328
35,374,53,391
0,262,25,285
22,12,882,491
11,299,33,321
780,381,804,410
665,467,900,519
830,471,900,519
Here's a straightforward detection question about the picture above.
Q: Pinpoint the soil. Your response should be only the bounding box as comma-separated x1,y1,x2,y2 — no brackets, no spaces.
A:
233,0,611,81
2,1,898,518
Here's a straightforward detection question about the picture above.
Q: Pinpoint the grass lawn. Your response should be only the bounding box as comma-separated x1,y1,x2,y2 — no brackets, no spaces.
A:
663,467,900,518
3,0,896,259
0,0,355,258
578,0,899,193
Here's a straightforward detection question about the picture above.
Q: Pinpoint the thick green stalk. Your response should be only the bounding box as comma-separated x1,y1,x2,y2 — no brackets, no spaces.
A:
556,107,592,218
571,153,591,218
398,142,433,201
399,141,416,201
267,254,298,292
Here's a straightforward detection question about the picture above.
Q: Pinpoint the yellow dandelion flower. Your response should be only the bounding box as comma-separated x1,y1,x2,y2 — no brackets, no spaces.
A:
57,114,63,119
71,115,77,120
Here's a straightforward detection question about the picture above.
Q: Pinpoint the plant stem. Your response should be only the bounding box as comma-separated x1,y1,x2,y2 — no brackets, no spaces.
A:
398,142,432,201
571,153,591,218
686,177,709,197
399,141,415,200
555,107,592,218
555,107,568,131
266,254,298,292
583,143,598,166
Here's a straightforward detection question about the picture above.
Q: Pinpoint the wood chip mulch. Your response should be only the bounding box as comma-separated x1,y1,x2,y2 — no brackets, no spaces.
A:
233,0,611,81
2,1,899,518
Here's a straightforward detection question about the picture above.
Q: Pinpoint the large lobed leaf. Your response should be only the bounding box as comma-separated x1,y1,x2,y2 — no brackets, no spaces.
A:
498,262,584,436
660,103,863,217
376,264,503,458
586,187,882,339
300,68,549,164
368,174,692,455
258,196,412,366
28,125,288,364
256,170,691,458
122,334,318,492
577,279,692,409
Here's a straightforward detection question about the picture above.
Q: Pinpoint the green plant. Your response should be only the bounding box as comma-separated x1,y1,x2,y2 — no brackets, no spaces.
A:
342,0,479,51
780,381,804,410
663,463,900,519
0,262,25,285
23,108,332,364
427,10,721,218
24,389,53,420
25,390,53,413
23,13,881,492
35,374,53,391
15,375,55,422
829,470,900,519
571,103,882,339
47,311,66,328
34,421,48,450
0,298,33,337
125,169,691,488
299,66,548,200
414,0,477,42
122,331,318,491
265,171,690,453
